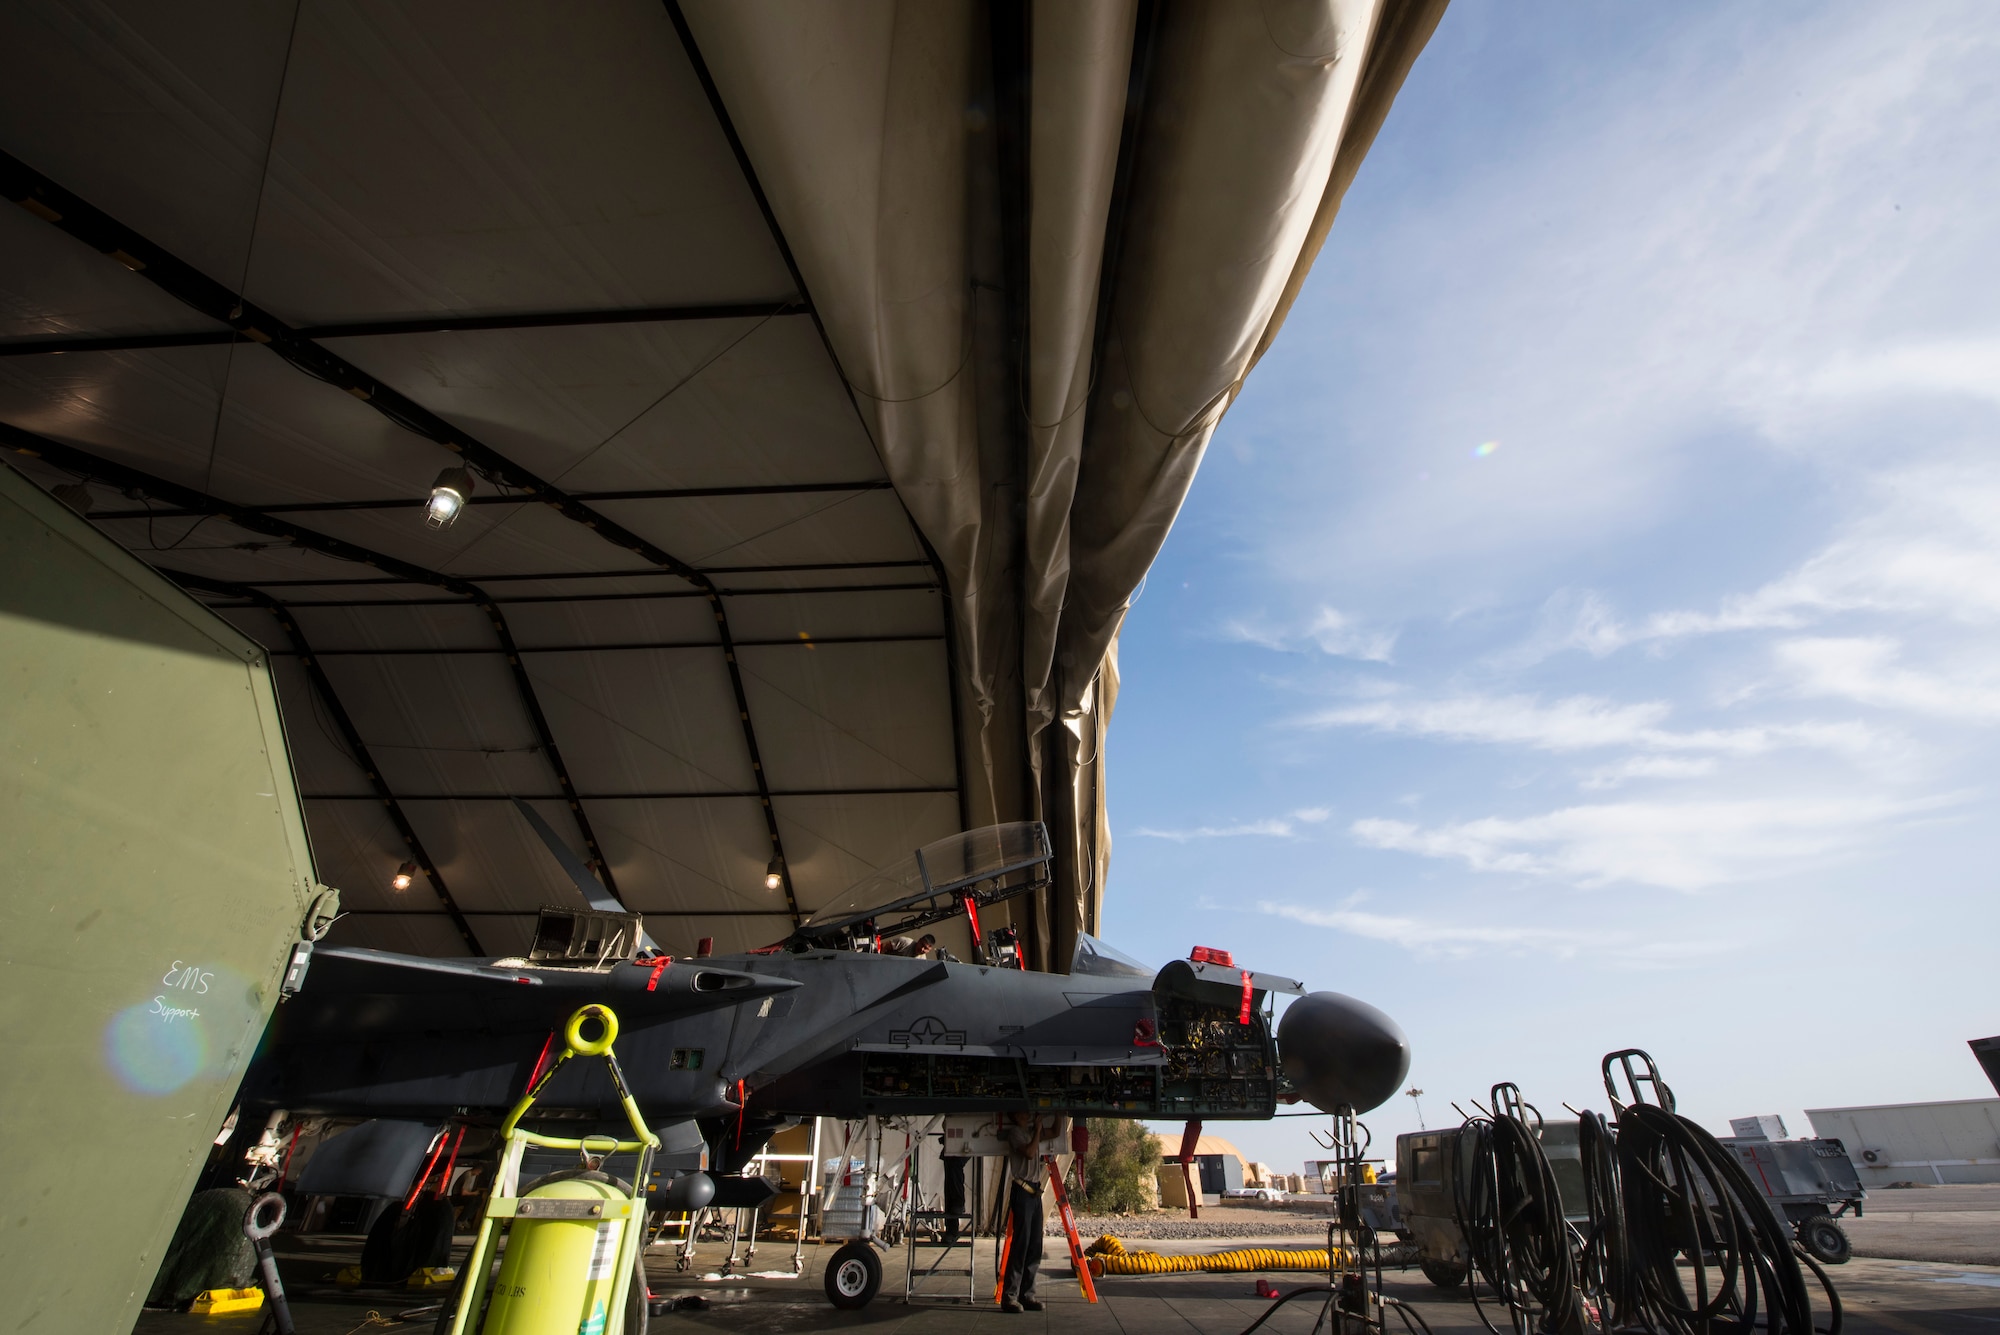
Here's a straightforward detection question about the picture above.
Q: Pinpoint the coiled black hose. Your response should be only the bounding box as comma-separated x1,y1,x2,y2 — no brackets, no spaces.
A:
1449,1108,1587,1335
1577,1110,1634,1327
1608,1100,1836,1335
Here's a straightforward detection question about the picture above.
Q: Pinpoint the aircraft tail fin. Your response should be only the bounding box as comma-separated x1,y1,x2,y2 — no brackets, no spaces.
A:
511,798,659,952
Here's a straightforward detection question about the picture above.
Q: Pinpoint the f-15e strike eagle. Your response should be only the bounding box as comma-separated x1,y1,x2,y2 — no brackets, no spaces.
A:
236,816,1409,1222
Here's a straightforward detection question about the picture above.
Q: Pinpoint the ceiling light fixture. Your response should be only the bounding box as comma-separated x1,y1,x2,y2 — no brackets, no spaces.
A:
392,860,418,891
764,856,784,892
425,466,475,529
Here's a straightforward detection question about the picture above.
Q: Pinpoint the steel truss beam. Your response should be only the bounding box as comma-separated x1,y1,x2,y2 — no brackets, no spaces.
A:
2,151,821,924
162,568,484,954
196,582,940,610
301,787,957,801
267,633,944,655
0,300,808,357
96,561,926,585
1,423,634,913
86,479,895,520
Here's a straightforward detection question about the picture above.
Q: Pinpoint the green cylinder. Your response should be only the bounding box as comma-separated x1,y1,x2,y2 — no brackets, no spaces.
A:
483,1177,630,1335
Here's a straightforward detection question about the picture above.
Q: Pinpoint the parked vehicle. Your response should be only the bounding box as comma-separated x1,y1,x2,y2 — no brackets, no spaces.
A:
1718,1134,1865,1264
1222,1186,1289,1203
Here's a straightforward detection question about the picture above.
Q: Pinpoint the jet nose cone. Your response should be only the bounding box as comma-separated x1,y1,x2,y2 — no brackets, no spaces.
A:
1277,991,1411,1114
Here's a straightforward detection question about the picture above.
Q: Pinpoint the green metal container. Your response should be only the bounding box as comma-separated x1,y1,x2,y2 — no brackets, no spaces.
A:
0,464,324,1333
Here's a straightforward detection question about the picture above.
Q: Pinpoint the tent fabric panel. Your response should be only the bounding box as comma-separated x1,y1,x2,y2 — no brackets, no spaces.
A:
769,791,964,917
286,601,508,654
312,652,551,798
555,316,881,491
587,795,794,921
260,650,379,797
591,489,928,572
321,316,880,492
737,641,957,793
324,905,521,958
242,0,791,324
1018,0,1138,736
0,347,233,483
0,0,294,292
396,796,596,917
719,589,946,644
497,595,728,651
301,795,413,915
523,648,758,794
1055,0,1396,702
0,203,221,340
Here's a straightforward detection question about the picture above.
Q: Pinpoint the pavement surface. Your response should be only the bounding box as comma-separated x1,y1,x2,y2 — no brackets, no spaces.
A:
131,1207,2000,1335
1845,1185,2000,1266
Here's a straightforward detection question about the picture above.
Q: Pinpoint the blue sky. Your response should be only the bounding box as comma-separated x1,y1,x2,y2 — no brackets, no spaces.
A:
1100,1,2000,1172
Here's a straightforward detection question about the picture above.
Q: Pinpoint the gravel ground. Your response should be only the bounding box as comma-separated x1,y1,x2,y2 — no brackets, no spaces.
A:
1063,1203,1344,1240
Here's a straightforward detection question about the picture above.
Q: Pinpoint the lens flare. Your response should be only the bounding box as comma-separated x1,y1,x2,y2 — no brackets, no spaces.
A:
1473,441,1498,457
104,998,209,1095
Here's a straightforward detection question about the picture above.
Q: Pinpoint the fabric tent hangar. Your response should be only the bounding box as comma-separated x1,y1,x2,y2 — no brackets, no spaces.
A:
0,0,1445,968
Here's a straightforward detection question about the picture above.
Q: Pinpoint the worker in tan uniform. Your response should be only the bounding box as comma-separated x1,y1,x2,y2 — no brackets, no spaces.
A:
999,1110,1069,1312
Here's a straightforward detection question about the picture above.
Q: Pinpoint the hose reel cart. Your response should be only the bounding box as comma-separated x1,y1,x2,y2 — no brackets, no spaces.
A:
1420,1052,1843,1335
443,1005,660,1335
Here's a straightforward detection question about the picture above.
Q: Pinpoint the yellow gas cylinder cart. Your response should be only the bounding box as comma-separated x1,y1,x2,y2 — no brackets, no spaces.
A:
445,1005,661,1335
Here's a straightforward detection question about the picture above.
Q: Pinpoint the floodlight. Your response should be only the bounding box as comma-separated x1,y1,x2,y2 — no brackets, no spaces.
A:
425,467,474,529
392,860,418,891
765,855,784,892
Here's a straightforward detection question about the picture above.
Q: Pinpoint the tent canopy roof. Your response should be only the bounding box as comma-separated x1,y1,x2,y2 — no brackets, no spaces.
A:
0,0,1443,964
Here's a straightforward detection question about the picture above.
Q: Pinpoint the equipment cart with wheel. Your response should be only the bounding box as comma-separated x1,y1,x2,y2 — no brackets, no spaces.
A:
443,1005,661,1335
1718,1134,1865,1264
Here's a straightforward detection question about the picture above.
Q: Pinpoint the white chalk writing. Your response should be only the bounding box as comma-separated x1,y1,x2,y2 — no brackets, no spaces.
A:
162,961,214,994
150,997,201,1024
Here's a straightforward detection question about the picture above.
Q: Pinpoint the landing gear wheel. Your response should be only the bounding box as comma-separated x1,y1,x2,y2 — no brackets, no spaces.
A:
1797,1215,1851,1265
1420,1255,1469,1289
824,1241,882,1310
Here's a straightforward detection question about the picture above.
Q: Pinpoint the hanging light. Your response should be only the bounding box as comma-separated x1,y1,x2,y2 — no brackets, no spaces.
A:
764,855,784,892
391,860,418,891
425,466,475,529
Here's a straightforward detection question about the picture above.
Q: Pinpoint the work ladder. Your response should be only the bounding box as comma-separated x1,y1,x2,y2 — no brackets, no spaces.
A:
903,1122,982,1304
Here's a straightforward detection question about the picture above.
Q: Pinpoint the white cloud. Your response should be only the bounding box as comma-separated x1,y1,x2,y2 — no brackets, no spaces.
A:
1579,756,1719,790
1132,819,1294,843
1528,463,2000,661
1304,692,1879,760
1228,3,2000,617
1777,636,2000,722
1258,898,1736,968
1349,792,1955,891
1222,607,1397,662
1133,806,1336,842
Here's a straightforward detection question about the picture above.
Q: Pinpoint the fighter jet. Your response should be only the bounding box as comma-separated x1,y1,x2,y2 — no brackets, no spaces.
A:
236,817,1408,1290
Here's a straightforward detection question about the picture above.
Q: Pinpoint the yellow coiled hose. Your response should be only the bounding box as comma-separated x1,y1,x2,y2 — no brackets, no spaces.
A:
1084,1235,1347,1277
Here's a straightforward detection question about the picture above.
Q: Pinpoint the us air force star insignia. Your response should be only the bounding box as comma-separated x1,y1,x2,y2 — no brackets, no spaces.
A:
889,1015,965,1047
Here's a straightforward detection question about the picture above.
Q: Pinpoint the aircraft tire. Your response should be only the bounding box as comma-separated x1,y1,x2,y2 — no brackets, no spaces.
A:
1419,1255,1468,1289
824,1241,881,1309
361,1203,403,1282
1797,1215,1851,1265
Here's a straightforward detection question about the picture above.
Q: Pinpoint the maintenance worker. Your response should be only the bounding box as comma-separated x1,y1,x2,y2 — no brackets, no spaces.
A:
882,932,936,958
999,1110,1069,1313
